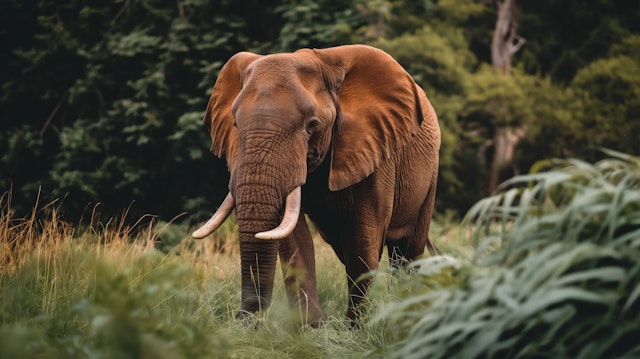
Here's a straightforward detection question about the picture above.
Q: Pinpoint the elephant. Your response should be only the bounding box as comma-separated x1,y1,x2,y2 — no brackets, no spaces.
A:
192,44,440,325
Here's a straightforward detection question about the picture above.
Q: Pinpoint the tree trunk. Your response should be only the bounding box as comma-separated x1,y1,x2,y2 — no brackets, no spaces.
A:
491,0,525,75
485,125,527,194
486,0,527,194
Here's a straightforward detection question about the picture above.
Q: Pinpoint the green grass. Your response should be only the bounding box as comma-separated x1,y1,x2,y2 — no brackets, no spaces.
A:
2,151,639,358
375,150,640,358
0,192,464,359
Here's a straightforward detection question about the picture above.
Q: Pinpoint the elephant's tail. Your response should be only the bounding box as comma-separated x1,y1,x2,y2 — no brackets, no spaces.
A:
423,173,440,256
426,235,439,256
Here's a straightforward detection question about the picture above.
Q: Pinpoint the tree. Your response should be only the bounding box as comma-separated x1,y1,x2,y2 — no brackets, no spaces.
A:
273,0,363,52
0,0,279,219
482,0,528,194
570,38,640,155
517,0,640,84
491,0,525,75
2,0,638,221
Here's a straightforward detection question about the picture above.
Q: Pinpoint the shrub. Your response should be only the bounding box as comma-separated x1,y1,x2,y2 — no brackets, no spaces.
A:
376,150,640,358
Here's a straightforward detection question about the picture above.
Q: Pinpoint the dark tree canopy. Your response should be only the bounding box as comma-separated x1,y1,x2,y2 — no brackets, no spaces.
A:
1,0,638,221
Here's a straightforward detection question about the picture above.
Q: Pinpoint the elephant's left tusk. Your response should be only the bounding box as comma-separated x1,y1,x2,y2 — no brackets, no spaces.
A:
255,186,301,240
192,192,235,239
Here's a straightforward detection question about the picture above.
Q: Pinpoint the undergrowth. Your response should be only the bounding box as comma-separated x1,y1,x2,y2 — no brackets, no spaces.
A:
4,152,637,358
0,192,407,358
376,150,640,358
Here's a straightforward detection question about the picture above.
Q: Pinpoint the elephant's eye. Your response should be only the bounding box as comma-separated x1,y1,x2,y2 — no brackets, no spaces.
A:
305,119,319,133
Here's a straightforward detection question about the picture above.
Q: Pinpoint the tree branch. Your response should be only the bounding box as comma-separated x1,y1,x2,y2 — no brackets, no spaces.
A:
41,94,66,140
491,0,524,74
509,35,526,56
111,0,130,27
177,0,185,19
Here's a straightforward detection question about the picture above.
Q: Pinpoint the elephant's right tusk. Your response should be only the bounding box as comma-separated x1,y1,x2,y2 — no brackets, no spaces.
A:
255,186,301,240
192,192,235,239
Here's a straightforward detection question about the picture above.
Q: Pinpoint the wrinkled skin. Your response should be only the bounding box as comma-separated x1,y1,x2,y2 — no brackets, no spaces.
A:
195,45,440,325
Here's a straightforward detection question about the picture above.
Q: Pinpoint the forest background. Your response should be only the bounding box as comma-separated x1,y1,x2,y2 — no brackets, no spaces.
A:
2,0,639,224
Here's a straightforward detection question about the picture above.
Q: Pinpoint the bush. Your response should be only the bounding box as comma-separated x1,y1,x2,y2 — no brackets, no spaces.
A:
376,150,640,358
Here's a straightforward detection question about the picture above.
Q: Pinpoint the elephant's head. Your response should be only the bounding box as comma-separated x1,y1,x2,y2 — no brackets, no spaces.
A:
193,45,424,318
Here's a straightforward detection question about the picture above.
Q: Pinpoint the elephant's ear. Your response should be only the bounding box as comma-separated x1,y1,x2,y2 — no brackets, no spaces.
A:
204,52,261,169
314,45,424,191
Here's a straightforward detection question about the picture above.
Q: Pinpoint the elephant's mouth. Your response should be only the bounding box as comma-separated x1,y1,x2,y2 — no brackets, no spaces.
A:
192,186,302,240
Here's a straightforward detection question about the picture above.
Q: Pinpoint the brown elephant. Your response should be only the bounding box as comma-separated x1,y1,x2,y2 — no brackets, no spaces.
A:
192,44,440,325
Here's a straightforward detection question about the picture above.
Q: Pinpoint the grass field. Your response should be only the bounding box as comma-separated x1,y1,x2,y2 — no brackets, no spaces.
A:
2,152,639,358
0,192,465,359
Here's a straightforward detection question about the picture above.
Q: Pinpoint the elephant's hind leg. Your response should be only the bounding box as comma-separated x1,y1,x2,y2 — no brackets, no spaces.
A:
413,174,439,256
389,175,439,269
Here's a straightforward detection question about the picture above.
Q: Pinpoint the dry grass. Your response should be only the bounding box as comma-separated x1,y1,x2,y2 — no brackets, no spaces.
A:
1,191,456,358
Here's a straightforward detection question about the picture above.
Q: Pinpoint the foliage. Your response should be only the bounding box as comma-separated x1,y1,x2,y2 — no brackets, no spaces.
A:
518,0,640,83
373,25,476,95
274,0,363,52
376,151,640,358
0,0,258,219
570,54,640,154
517,34,640,172
463,65,535,128
1,0,640,220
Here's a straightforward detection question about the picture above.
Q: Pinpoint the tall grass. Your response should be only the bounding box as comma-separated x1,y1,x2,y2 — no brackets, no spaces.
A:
8,153,635,358
0,192,410,358
376,150,640,358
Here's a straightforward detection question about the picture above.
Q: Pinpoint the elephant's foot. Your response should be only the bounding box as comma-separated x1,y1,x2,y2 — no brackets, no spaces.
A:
235,310,259,329
302,306,326,328
235,307,325,329
284,285,325,327
284,303,325,328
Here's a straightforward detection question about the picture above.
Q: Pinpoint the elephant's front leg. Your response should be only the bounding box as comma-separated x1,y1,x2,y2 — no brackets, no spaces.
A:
278,215,325,326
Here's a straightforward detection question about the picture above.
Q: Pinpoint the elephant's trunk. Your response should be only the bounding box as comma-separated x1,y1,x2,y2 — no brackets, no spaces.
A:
237,236,279,316
191,187,300,240
234,180,284,315
255,187,301,239
232,143,302,316
194,186,301,317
